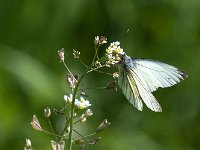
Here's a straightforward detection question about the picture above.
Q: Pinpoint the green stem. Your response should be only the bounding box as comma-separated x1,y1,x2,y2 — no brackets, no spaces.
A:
92,45,100,66
73,132,96,141
47,118,55,136
68,73,86,150
43,130,67,139
78,59,89,69
62,61,77,82
67,62,104,149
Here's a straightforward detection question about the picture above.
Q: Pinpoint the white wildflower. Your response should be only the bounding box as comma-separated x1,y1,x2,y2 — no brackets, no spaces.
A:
105,41,125,65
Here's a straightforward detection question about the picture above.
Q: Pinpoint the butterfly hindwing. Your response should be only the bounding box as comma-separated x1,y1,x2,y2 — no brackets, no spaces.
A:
128,68,162,112
118,67,143,111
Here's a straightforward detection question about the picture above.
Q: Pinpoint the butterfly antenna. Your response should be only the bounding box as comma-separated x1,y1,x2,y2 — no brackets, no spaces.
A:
125,28,130,51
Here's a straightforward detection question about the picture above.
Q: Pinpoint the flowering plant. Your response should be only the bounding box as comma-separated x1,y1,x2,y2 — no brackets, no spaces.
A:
25,36,124,150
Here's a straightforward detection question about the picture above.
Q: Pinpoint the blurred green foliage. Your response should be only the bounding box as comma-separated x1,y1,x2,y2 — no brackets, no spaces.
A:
0,0,200,149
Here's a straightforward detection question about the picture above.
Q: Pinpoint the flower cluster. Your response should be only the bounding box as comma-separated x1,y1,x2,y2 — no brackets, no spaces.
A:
105,41,125,66
64,94,91,109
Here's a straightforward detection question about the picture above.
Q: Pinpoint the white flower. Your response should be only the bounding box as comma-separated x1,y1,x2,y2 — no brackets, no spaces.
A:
65,94,92,109
74,97,91,109
105,41,125,65
114,41,120,46
80,97,92,107
85,109,93,117
64,94,73,103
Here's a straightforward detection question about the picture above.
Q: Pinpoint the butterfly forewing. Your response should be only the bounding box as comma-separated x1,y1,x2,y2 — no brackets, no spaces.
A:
130,58,187,92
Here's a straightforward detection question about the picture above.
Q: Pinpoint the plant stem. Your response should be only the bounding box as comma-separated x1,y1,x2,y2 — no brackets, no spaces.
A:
47,118,55,135
43,130,67,139
62,61,77,82
67,62,104,149
68,74,86,150
73,132,96,141
92,45,100,66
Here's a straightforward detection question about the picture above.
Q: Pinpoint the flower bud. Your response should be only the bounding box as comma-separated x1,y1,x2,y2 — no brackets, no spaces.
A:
95,61,102,67
73,49,80,59
44,107,51,118
24,139,32,150
87,137,101,145
105,81,117,92
80,114,87,122
67,74,78,90
85,109,93,117
94,36,107,45
96,119,111,132
58,48,65,62
94,36,100,45
66,126,71,133
113,72,119,78
99,36,107,45
51,140,65,150
80,90,89,97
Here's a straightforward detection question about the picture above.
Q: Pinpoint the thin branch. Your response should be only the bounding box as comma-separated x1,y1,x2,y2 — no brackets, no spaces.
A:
43,130,67,139
72,128,84,138
73,132,96,142
47,118,56,136
62,61,77,82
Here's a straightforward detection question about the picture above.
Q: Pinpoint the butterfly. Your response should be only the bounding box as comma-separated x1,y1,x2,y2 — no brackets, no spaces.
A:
118,55,188,112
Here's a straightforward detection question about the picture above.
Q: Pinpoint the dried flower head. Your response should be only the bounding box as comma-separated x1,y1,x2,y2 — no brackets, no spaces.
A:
73,49,80,59
87,137,101,145
24,139,32,150
94,36,107,45
67,74,78,90
58,48,65,62
96,119,111,132
106,81,118,92
51,140,65,150
80,90,89,97
95,61,102,67
44,107,51,118
31,115,43,131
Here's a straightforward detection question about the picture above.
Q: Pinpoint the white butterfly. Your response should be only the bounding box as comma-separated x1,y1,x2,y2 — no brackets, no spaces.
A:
118,55,188,112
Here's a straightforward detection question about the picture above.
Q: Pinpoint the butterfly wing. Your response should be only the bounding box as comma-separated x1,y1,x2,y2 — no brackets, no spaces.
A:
118,55,187,112
129,58,187,92
118,66,143,111
128,67,162,112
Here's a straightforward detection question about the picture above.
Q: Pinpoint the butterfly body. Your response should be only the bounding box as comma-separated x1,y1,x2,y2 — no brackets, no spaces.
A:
118,55,187,112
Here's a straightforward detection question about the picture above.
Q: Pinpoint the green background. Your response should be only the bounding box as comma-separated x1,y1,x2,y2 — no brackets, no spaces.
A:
0,0,199,149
